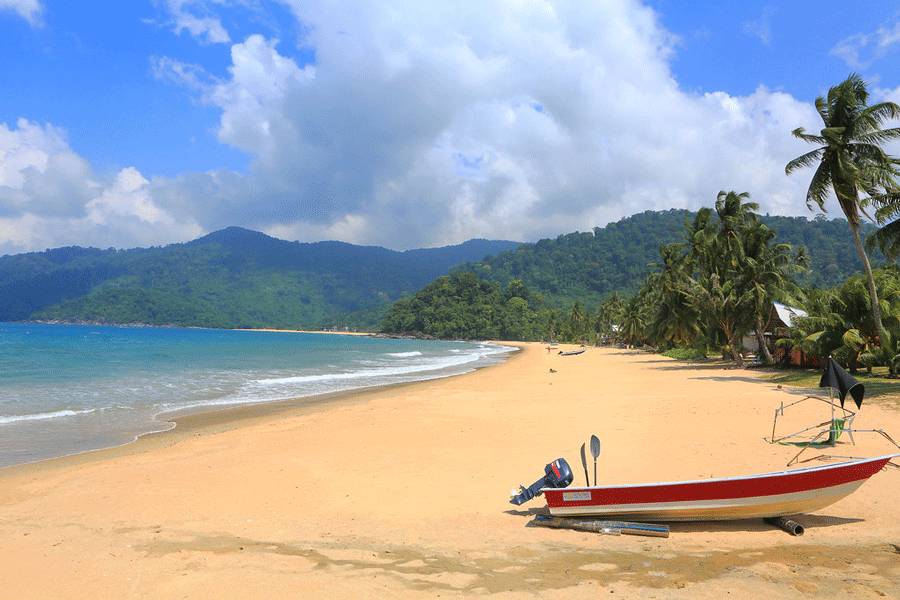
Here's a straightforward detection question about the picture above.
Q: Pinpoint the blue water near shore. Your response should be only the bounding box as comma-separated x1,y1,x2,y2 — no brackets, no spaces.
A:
0,323,514,469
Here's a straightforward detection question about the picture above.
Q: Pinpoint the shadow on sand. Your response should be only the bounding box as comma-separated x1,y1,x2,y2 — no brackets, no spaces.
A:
670,514,862,534
505,506,862,535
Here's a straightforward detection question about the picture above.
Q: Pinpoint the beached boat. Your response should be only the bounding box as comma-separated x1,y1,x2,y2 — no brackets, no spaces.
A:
541,454,897,521
558,348,585,356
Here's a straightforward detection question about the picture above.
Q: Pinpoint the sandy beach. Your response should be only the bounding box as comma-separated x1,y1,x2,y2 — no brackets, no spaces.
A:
2,343,899,599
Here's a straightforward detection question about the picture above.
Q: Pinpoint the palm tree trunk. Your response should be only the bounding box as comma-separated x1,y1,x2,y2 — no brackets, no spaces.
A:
754,315,774,364
728,338,744,368
723,322,744,368
848,220,885,340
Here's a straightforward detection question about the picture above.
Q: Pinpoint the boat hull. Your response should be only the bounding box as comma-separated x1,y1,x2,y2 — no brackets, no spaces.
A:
542,454,896,521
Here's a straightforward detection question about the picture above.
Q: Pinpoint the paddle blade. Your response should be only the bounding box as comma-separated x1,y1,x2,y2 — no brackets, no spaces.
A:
590,435,600,458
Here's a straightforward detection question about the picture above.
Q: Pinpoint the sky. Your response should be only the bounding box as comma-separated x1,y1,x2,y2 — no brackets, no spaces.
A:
1,1,900,254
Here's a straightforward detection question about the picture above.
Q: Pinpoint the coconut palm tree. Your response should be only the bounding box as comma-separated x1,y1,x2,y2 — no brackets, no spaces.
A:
620,295,646,347
742,221,802,364
786,73,900,340
682,207,717,276
568,301,585,342
595,292,625,339
714,191,759,267
775,287,838,366
779,270,900,372
687,194,766,367
685,270,757,368
644,244,704,350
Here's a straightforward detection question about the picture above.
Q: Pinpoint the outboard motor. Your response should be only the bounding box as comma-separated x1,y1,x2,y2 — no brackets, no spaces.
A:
509,458,573,505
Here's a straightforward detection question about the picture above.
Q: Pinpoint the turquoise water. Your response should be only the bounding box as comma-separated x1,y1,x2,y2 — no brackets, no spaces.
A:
0,323,513,468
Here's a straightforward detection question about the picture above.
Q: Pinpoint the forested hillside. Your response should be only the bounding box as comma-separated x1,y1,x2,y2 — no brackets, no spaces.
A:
459,210,880,313
0,228,520,329
1,212,882,332
381,272,545,340
381,208,887,342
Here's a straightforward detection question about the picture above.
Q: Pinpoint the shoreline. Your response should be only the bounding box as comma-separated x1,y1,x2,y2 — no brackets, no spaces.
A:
3,342,900,599
0,340,523,479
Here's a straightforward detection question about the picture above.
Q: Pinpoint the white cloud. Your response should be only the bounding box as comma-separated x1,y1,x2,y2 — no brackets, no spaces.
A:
205,0,815,248
742,6,777,46
0,120,202,254
831,18,900,69
0,0,854,254
150,56,217,90
0,119,98,217
154,0,231,44
0,0,42,26
209,34,315,158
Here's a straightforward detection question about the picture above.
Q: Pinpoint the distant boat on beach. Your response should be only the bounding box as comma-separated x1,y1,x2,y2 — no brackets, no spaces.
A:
558,348,585,356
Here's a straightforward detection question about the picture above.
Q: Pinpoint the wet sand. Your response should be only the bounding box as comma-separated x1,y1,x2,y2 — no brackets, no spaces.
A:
1,343,899,598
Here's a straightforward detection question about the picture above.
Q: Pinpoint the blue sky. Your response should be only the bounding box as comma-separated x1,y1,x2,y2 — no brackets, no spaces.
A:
651,1,898,100
1,1,900,254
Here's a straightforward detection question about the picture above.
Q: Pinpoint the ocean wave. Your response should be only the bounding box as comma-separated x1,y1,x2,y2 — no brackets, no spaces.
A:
254,349,492,387
0,408,96,425
386,351,423,358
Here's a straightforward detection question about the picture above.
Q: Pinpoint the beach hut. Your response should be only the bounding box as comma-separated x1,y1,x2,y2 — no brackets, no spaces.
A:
742,302,817,366
769,302,820,367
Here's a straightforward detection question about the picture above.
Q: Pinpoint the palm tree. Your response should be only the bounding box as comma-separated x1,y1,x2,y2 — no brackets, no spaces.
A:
645,244,704,350
775,287,837,366
620,295,646,347
685,271,756,368
686,193,765,367
682,207,717,276
595,292,625,339
714,191,759,267
794,246,812,272
568,301,585,342
546,311,560,342
742,220,802,364
780,270,900,372
786,73,900,340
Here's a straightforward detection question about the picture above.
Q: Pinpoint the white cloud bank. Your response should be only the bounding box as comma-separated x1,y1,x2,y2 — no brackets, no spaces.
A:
1,0,888,255
0,119,203,252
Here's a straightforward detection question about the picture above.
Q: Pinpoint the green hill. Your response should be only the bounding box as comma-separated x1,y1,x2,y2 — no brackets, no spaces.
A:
0,227,520,329
1,212,883,333
459,210,881,313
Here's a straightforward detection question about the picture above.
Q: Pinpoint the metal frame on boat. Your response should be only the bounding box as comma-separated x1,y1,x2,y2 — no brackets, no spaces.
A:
541,454,897,521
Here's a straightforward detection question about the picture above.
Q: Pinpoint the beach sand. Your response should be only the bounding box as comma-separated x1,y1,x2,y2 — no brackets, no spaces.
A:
2,343,899,599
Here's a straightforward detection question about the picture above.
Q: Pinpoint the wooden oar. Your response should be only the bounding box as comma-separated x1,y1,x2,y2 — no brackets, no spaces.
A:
579,443,590,486
590,435,600,486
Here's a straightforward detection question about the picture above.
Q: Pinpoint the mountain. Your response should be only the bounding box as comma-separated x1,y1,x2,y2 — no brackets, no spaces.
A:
1,212,883,331
0,228,521,329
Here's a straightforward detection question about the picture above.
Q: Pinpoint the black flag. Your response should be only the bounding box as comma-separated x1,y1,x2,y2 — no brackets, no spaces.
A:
819,356,864,409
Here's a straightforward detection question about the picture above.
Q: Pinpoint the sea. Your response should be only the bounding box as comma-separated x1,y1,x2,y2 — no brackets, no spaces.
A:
0,323,515,469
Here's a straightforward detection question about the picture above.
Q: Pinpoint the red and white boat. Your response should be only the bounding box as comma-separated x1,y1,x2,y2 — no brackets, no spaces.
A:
541,454,897,521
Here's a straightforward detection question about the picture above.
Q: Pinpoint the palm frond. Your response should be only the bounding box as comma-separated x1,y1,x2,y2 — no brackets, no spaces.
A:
855,126,900,146
790,127,826,145
867,218,900,259
861,102,900,127
804,161,833,210
785,148,824,174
